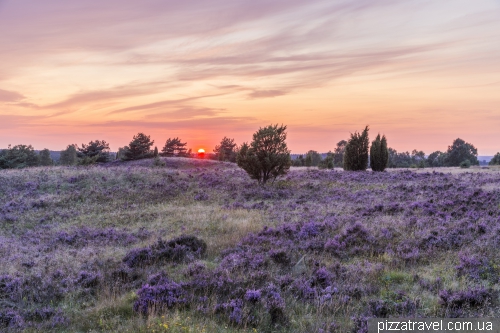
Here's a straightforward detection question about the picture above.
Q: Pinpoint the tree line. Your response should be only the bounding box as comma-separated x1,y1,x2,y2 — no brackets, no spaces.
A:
1,127,498,173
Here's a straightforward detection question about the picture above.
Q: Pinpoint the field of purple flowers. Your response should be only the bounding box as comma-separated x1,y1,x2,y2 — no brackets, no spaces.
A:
1,158,500,332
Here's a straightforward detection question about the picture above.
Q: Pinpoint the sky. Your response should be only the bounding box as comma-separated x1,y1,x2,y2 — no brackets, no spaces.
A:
1,0,499,154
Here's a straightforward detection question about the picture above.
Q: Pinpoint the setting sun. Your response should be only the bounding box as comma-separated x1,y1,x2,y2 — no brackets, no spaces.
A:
197,148,205,153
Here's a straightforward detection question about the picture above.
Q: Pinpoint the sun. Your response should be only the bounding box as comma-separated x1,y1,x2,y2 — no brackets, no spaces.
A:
198,148,205,153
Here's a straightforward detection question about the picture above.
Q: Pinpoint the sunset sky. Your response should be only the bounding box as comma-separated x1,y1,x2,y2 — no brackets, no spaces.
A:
1,0,499,154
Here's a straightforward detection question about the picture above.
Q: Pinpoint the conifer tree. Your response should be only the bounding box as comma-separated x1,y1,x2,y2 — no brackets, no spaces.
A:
77,140,110,163
213,137,237,162
343,126,369,171
124,133,154,160
161,137,187,157
370,134,388,171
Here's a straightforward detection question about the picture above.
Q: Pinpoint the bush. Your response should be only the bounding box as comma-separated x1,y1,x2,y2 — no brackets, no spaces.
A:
123,235,207,268
370,134,388,172
237,124,291,184
343,126,369,171
459,159,471,168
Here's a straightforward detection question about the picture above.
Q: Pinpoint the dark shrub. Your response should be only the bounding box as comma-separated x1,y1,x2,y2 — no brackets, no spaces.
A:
123,248,153,268
123,235,207,268
439,287,495,308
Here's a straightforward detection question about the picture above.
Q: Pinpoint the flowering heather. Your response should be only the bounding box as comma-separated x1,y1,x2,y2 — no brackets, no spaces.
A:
0,161,499,331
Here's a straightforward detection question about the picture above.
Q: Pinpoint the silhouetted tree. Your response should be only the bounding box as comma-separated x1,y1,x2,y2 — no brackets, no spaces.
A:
333,140,347,167
292,155,304,167
445,138,478,166
370,134,388,171
319,151,334,169
60,144,78,166
427,151,447,167
161,137,187,157
305,153,312,167
0,144,39,169
77,140,110,163
39,149,54,166
305,150,322,167
343,126,369,171
213,137,237,162
236,124,291,184
489,153,500,166
124,133,154,160
153,146,159,157
116,147,129,160
411,149,426,168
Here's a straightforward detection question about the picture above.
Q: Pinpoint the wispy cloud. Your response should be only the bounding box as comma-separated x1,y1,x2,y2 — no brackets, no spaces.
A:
1,0,500,153
0,89,25,102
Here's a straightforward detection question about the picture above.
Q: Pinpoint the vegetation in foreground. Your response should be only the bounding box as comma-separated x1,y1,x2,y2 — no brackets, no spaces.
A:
1,158,500,332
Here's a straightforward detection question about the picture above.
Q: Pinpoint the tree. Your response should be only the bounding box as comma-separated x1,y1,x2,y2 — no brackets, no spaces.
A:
427,151,447,167
343,126,369,171
124,133,154,160
116,147,129,160
304,153,312,167
489,153,500,166
161,137,187,157
213,137,237,162
292,155,304,167
445,138,478,166
370,134,388,172
411,149,426,168
305,150,322,167
319,151,334,169
77,140,110,163
387,148,412,168
333,140,347,167
153,146,159,157
236,124,291,184
39,149,54,166
0,144,39,169
60,145,78,166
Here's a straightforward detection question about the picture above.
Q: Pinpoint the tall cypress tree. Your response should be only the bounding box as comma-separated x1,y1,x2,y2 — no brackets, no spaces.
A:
370,134,389,171
343,126,369,171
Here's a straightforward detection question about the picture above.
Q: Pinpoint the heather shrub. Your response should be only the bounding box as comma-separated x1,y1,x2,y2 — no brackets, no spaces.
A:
367,293,420,317
455,253,497,281
123,235,207,268
439,287,496,309
134,276,189,315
